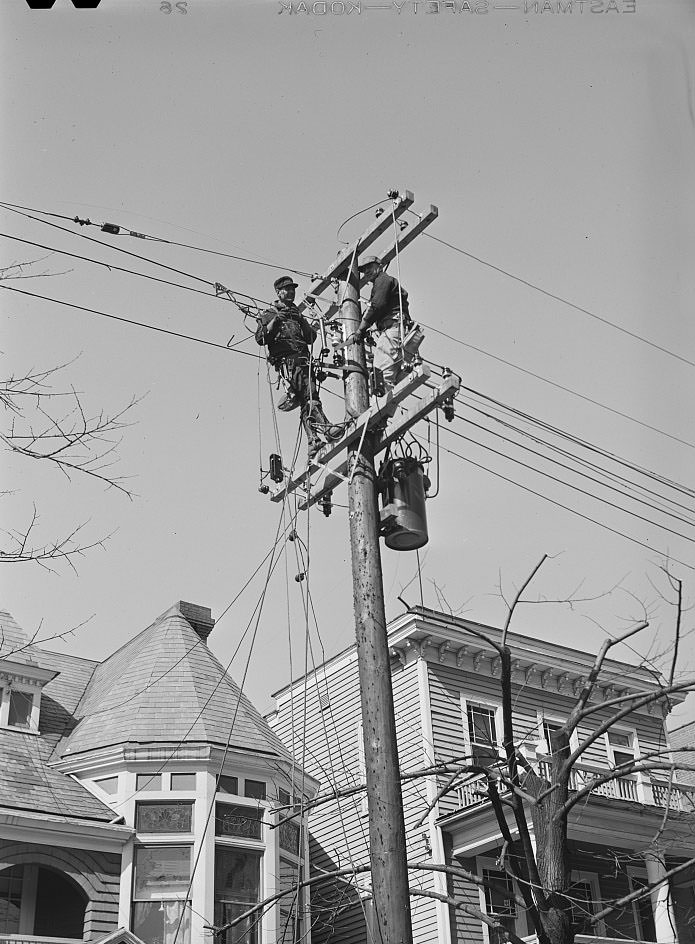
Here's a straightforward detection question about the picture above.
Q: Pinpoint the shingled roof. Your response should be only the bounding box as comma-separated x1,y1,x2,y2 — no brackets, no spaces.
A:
0,611,113,822
57,603,292,762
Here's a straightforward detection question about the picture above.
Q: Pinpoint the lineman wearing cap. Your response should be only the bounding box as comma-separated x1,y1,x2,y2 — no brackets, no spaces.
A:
256,276,340,459
347,256,412,392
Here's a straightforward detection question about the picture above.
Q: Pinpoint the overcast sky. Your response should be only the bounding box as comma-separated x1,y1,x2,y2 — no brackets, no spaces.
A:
1,0,694,720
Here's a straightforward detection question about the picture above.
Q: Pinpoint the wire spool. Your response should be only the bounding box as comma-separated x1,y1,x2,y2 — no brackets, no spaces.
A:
379,457,430,551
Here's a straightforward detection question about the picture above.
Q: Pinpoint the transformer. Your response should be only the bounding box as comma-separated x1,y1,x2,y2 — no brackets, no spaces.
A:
379,457,430,551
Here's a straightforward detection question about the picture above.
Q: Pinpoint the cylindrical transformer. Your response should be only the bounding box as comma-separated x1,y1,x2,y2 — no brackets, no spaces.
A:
380,457,429,551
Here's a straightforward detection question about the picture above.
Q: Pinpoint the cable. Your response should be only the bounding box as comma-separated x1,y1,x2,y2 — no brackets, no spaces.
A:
0,203,269,305
441,416,695,543
420,326,695,450
417,432,694,572
0,200,314,278
455,384,695,502
418,224,695,371
0,231,262,309
452,399,695,528
336,200,389,245
0,284,263,358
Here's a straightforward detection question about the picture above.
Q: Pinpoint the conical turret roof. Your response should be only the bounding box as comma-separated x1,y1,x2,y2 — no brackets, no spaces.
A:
58,603,291,762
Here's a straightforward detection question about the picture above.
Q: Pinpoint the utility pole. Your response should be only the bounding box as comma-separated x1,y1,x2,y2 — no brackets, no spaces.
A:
341,258,413,944
269,191,459,943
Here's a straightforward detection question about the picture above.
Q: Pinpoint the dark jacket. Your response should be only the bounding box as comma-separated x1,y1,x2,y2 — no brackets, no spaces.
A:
363,272,410,332
255,301,317,362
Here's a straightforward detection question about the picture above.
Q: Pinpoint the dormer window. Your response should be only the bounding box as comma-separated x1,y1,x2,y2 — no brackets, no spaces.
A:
8,689,33,728
0,658,58,734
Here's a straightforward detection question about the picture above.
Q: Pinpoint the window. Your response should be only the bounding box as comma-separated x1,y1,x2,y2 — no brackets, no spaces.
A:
278,858,303,944
215,847,261,944
170,773,196,792
244,780,266,800
607,730,636,770
136,773,162,792
482,867,517,944
136,802,193,834
217,775,239,795
278,788,291,806
215,804,263,841
542,720,563,756
628,873,657,942
0,865,22,932
279,819,300,856
8,690,32,729
131,846,191,944
467,704,500,768
94,776,119,795
567,876,598,934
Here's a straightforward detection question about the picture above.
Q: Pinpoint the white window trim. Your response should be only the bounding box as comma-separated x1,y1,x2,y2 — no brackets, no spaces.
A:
461,696,503,772
475,855,527,944
626,865,657,942
604,725,641,769
569,869,605,937
534,711,579,756
0,683,40,734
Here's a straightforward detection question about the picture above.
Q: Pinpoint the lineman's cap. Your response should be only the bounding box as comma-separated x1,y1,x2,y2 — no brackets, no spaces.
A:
274,275,298,292
358,255,381,270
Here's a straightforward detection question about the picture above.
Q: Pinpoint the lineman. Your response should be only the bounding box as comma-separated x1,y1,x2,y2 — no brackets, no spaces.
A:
256,276,340,459
347,256,413,392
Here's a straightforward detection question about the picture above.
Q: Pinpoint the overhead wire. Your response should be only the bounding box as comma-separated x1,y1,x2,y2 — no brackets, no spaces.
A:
444,409,695,541
0,200,314,278
415,221,695,371
0,231,266,310
419,330,695,451
413,429,695,572
0,203,269,305
0,284,263,358
451,398,695,529
455,384,695,503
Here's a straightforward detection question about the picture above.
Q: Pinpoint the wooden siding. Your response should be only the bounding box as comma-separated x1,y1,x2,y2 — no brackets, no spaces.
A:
0,841,121,941
427,660,672,819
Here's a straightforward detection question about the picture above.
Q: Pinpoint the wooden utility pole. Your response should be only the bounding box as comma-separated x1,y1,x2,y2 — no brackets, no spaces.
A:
341,259,413,944
269,191,459,943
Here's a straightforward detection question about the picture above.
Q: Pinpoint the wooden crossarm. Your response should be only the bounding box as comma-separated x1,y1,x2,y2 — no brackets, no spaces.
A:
312,204,439,323
269,366,432,503
298,371,460,511
297,191,415,315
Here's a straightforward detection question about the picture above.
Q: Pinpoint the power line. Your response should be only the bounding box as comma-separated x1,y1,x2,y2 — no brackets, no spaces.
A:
420,329,695,450
0,200,315,279
456,384,695,502
0,284,262,358
454,394,695,521
0,231,258,309
420,227,695,371
0,203,269,305
446,410,695,540
441,416,695,543
419,433,695,573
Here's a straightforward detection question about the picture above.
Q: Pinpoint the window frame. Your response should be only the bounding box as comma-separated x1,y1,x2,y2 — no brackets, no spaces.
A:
534,711,578,757
130,843,193,944
476,855,527,944
461,697,503,772
0,683,40,734
568,870,604,937
135,800,195,835
626,866,657,942
605,726,640,772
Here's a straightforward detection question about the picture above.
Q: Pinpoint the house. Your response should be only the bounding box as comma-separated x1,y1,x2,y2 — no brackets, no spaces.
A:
267,605,695,944
0,602,317,944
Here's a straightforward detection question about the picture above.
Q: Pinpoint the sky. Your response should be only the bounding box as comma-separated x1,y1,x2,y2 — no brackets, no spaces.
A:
1,0,694,721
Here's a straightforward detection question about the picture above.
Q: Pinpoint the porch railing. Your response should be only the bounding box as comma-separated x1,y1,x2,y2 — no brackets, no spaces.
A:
455,760,695,812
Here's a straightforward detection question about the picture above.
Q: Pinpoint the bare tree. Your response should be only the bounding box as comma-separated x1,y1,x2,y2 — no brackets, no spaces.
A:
2,258,138,569
224,559,695,944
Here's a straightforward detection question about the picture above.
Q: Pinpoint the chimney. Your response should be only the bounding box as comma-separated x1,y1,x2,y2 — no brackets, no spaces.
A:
177,601,215,644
